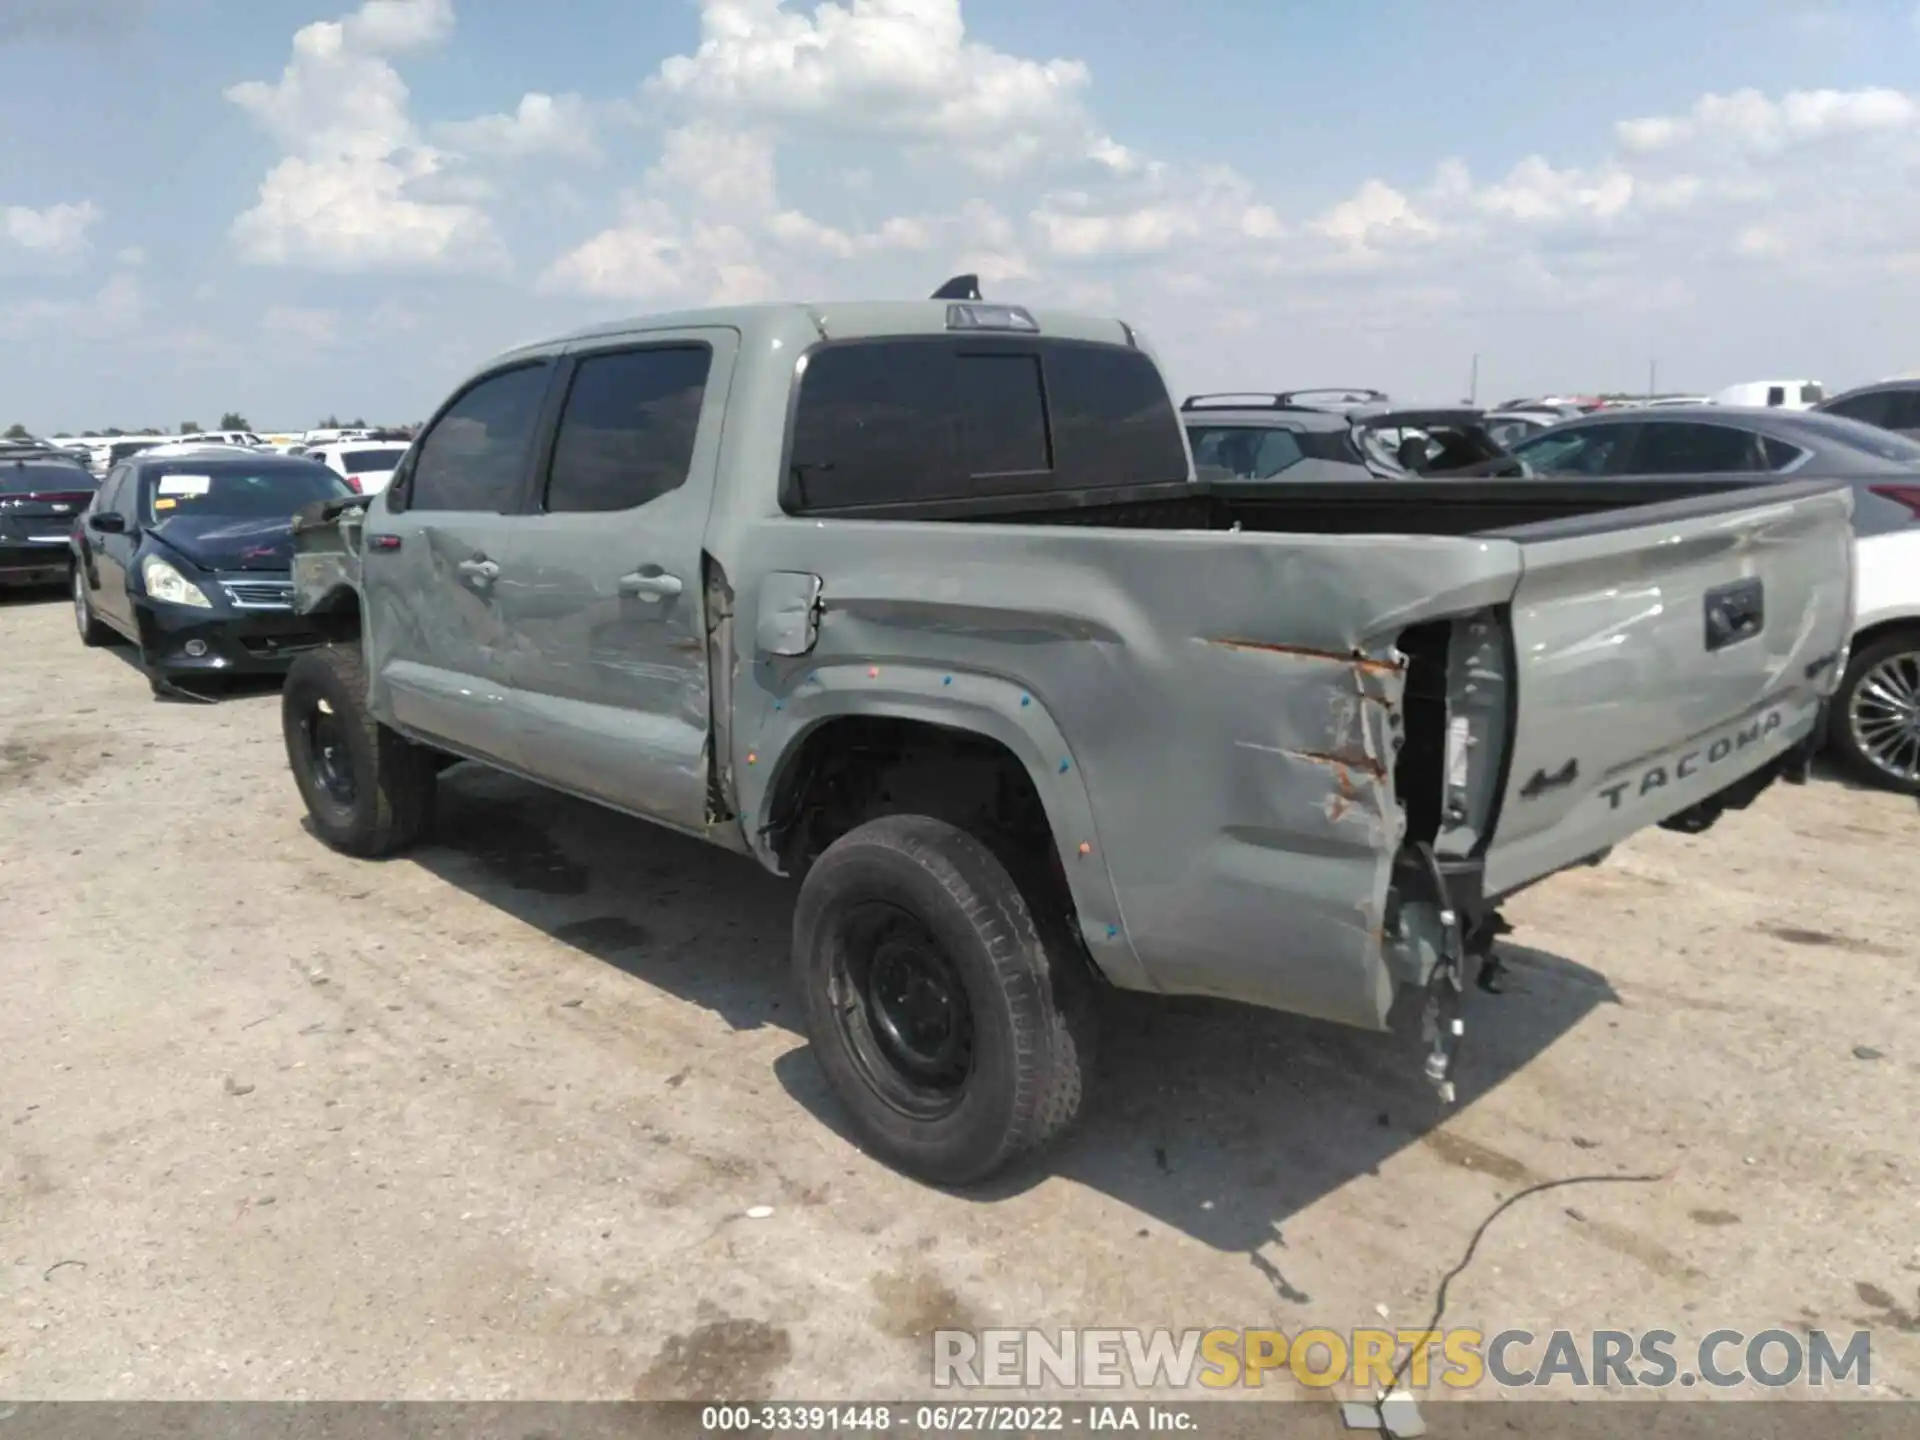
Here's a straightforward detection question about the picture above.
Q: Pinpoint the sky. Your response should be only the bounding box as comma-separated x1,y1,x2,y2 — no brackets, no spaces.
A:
5,0,1920,433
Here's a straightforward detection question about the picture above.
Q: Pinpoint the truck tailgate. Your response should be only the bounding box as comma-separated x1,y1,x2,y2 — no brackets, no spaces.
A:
1481,480,1854,898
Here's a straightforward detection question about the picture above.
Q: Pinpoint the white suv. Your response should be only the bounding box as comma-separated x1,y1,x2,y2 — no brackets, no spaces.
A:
304,439,410,496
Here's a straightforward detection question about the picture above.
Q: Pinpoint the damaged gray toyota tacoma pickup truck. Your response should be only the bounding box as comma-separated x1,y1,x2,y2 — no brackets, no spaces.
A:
281,291,1855,1186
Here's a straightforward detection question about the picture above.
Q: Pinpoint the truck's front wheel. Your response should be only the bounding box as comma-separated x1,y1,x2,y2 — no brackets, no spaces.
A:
282,643,437,856
793,814,1094,1186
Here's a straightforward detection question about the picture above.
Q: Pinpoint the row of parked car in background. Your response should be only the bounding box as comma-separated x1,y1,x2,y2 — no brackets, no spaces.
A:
1180,376,1920,795
14,426,414,491
5,355,1918,795
0,276,1898,1188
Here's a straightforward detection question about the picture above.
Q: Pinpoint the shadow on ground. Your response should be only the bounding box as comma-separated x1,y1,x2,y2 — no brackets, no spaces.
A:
101,643,287,703
409,765,1620,1255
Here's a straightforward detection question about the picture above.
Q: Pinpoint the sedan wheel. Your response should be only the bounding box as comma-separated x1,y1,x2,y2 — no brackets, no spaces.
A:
1849,651,1920,785
1830,631,1920,794
73,565,112,648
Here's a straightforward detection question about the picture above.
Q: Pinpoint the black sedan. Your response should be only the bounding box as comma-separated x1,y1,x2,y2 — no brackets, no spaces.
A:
70,450,353,696
1,454,97,590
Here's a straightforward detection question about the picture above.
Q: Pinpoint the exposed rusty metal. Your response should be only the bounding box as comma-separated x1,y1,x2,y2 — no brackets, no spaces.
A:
1206,636,1405,675
1288,747,1389,782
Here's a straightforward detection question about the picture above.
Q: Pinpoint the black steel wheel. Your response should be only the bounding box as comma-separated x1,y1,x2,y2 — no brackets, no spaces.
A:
832,901,977,1121
793,814,1095,1186
281,643,437,856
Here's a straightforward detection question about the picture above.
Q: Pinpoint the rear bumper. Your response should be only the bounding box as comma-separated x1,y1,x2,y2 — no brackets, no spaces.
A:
0,541,74,586
134,600,325,677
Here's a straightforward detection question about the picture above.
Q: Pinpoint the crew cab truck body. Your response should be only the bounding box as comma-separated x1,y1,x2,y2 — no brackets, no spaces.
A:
283,299,1854,1185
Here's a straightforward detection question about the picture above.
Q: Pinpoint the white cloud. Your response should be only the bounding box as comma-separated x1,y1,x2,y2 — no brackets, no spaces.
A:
1312,179,1436,247
262,305,341,345
0,270,142,338
436,92,600,162
513,0,1920,391
341,0,451,51
645,0,1127,178
226,0,506,273
650,123,780,215
1618,86,1919,156
3,200,101,257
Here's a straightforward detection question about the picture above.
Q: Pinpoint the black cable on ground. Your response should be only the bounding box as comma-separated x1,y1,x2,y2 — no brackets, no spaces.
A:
1374,1169,1667,1431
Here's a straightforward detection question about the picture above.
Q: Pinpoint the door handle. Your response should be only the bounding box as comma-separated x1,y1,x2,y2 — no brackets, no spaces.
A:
618,570,683,601
457,557,500,585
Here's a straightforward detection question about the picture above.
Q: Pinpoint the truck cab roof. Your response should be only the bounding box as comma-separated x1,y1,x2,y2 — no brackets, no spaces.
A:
482,301,1143,375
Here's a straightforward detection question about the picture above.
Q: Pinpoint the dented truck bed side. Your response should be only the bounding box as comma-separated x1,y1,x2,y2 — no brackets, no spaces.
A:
715,484,1849,1033
721,523,1511,1029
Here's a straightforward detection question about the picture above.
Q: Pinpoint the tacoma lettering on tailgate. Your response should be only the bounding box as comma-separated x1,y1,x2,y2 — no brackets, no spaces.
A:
1596,708,1786,811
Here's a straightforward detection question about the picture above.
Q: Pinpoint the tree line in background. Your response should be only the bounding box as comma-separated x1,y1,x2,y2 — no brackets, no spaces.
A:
4,413,424,439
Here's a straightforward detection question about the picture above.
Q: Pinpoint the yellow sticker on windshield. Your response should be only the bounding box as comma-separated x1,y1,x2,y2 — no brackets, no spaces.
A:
154,497,177,510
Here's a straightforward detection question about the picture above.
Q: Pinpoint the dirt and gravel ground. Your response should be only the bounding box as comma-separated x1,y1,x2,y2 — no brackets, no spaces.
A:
2,585,1917,1409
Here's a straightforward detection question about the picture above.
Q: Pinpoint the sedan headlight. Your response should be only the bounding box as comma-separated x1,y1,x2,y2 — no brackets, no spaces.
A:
141,555,212,608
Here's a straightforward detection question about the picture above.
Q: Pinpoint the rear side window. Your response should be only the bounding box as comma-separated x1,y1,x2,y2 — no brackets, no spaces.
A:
1824,391,1895,428
1513,426,1632,476
339,448,408,473
1766,386,1786,407
1187,425,1305,479
1883,390,1920,431
1790,412,1920,463
545,346,712,513
787,337,1186,510
1799,384,1824,405
1628,422,1761,473
408,363,550,512
1762,437,1807,471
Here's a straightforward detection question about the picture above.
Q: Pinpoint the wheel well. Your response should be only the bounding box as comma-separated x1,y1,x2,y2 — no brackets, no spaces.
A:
1852,617,1920,658
306,587,363,645
766,716,1088,958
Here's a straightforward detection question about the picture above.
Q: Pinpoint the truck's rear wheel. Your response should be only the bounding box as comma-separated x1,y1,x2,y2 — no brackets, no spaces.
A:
282,643,437,856
1828,630,1920,795
792,814,1094,1186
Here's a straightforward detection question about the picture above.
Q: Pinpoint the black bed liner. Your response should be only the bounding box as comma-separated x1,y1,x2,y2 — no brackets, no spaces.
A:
794,471,1852,539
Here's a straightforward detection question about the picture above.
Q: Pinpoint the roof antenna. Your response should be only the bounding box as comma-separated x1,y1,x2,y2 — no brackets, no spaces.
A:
931,273,982,301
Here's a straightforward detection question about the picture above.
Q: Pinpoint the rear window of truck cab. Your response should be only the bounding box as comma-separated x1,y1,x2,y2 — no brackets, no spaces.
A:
785,335,1190,512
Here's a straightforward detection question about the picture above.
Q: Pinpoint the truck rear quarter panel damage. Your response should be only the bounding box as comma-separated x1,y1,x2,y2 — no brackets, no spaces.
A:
725,521,1523,1032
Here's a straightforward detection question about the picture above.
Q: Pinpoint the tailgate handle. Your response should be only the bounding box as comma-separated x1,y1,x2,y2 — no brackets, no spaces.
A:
1704,578,1765,652
1519,758,1579,799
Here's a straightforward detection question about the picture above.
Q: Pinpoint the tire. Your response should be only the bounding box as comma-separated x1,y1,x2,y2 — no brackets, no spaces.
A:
72,564,113,648
1827,629,1920,795
792,814,1096,1186
282,642,437,856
